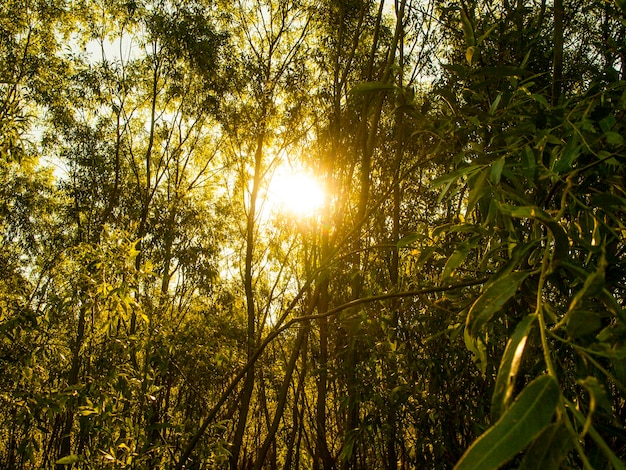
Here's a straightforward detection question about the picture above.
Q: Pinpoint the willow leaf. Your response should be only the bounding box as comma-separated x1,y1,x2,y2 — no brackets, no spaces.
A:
491,314,537,419
467,272,529,338
455,375,559,470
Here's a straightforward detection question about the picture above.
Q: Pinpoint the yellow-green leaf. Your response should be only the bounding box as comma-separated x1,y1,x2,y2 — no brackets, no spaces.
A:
491,314,537,419
56,455,81,465
442,243,471,282
461,9,475,46
466,46,478,66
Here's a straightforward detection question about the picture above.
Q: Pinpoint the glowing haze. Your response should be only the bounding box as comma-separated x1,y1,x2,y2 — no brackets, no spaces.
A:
269,171,325,217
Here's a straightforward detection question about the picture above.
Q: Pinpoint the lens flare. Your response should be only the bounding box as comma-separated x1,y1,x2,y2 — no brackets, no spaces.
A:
269,172,325,217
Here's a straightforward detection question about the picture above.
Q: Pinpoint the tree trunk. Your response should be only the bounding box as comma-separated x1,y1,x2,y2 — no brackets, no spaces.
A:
254,324,309,470
342,2,404,467
552,0,564,105
284,350,308,470
56,300,87,469
230,132,264,469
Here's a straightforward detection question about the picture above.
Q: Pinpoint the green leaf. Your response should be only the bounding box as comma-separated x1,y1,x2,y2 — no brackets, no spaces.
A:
518,422,573,470
339,429,358,463
454,375,560,470
489,93,502,116
433,223,489,237
521,49,532,68
553,139,580,173
485,198,498,225
442,243,472,282
489,156,505,184
431,164,484,188
442,64,467,77
498,204,569,266
600,114,617,132
564,254,607,321
464,326,488,375
461,9,475,47
466,46,478,66
604,131,624,146
566,399,626,470
567,308,604,339
465,168,489,217
491,314,537,419
416,246,437,270
521,146,536,182
56,455,81,465
467,272,529,338
498,204,537,219
397,232,422,248
530,93,549,108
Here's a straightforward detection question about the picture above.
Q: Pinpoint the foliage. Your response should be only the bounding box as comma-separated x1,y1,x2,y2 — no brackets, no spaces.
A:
1,0,625,469
413,4,626,463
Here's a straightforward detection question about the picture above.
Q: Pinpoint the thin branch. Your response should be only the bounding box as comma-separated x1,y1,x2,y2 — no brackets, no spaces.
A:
175,276,487,468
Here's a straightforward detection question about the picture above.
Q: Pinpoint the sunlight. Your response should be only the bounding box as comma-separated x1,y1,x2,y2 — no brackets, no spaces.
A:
268,171,325,217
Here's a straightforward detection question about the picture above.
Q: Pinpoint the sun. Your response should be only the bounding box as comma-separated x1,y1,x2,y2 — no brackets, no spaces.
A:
268,171,325,217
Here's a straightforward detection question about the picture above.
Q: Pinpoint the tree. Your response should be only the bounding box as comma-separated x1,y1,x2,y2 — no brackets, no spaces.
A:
408,1,626,467
2,1,625,468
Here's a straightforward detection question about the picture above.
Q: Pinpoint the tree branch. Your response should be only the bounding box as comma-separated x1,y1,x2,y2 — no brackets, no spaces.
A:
175,276,487,468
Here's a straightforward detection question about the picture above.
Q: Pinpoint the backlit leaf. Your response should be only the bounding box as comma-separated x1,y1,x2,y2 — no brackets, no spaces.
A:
466,46,478,66
464,326,488,375
491,314,536,419
397,232,422,248
56,455,81,465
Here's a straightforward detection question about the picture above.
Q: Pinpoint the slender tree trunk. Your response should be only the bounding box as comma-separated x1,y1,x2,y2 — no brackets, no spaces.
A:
254,324,309,470
6,413,16,469
314,3,364,465
284,350,308,470
552,0,564,105
342,2,404,467
315,274,335,470
385,4,407,468
315,174,334,468
56,300,87,469
230,132,264,469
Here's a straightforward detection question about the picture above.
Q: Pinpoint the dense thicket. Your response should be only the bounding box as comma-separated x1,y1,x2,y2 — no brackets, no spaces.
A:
1,1,625,469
